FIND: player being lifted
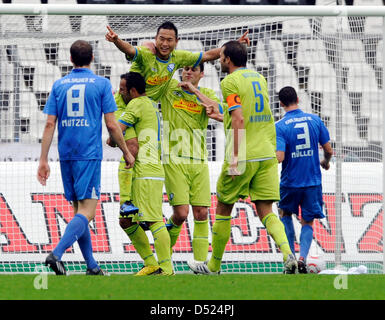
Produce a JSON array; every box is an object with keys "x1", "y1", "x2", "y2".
[
  {"x1": 112, "y1": 74, "x2": 141, "y2": 222},
  {"x1": 108, "y1": 72, "x2": 173, "y2": 276},
  {"x1": 160, "y1": 63, "x2": 223, "y2": 266},
  {"x1": 188, "y1": 41, "x2": 298, "y2": 275},
  {"x1": 38, "y1": 40, "x2": 134, "y2": 275},
  {"x1": 275, "y1": 86, "x2": 333, "y2": 273},
  {"x1": 105, "y1": 21, "x2": 250, "y2": 102}
]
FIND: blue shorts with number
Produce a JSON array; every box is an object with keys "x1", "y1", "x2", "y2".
[
  {"x1": 278, "y1": 185, "x2": 325, "y2": 222},
  {"x1": 60, "y1": 160, "x2": 101, "y2": 201}
]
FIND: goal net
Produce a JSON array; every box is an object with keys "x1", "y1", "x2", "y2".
[{"x1": 0, "y1": 4, "x2": 384, "y2": 274}]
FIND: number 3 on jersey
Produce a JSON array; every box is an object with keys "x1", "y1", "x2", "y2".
[
  {"x1": 67, "y1": 84, "x2": 85, "y2": 117},
  {"x1": 294, "y1": 122, "x2": 310, "y2": 150}
]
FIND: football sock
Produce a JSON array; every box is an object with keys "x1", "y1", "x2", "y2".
[
  {"x1": 300, "y1": 224, "x2": 314, "y2": 260},
  {"x1": 262, "y1": 212, "x2": 292, "y2": 262},
  {"x1": 77, "y1": 224, "x2": 98, "y2": 270},
  {"x1": 125, "y1": 224, "x2": 158, "y2": 267},
  {"x1": 192, "y1": 219, "x2": 209, "y2": 262},
  {"x1": 53, "y1": 213, "x2": 88, "y2": 260},
  {"x1": 150, "y1": 222, "x2": 173, "y2": 275},
  {"x1": 208, "y1": 214, "x2": 232, "y2": 272},
  {"x1": 166, "y1": 217, "x2": 182, "y2": 249},
  {"x1": 280, "y1": 215, "x2": 295, "y2": 255},
  {"x1": 118, "y1": 166, "x2": 133, "y2": 205}
]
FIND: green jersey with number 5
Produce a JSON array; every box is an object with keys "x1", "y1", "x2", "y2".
[{"x1": 220, "y1": 67, "x2": 276, "y2": 162}]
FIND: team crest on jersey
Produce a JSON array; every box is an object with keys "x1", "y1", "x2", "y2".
[
  {"x1": 169, "y1": 193, "x2": 174, "y2": 201},
  {"x1": 173, "y1": 91, "x2": 182, "y2": 97},
  {"x1": 167, "y1": 63, "x2": 175, "y2": 73},
  {"x1": 151, "y1": 67, "x2": 157, "y2": 72}
]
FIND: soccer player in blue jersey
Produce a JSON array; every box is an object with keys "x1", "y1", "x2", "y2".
[
  {"x1": 275, "y1": 86, "x2": 333, "y2": 274},
  {"x1": 37, "y1": 40, "x2": 135, "y2": 275}
]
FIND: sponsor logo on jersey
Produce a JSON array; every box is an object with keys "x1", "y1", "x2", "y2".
[
  {"x1": 173, "y1": 91, "x2": 182, "y2": 97},
  {"x1": 146, "y1": 75, "x2": 170, "y2": 85},
  {"x1": 172, "y1": 99, "x2": 202, "y2": 114}
]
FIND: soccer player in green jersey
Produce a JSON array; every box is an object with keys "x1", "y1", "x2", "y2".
[
  {"x1": 108, "y1": 72, "x2": 173, "y2": 276},
  {"x1": 160, "y1": 63, "x2": 223, "y2": 266},
  {"x1": 105, "y1": 21, "x2": 250, "y2": 102},
  {"x1": 114, "y1": 74, "x2": 140, "y2": 218},
  {"x1": 188, "y1": 41, "x2": 298, "y2": 275}
]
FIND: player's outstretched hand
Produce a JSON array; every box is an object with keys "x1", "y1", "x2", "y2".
[
  {"x1": 105, "y1": 25, "x2": 118, "y2": 43},
  {"x1": 37, "y1": 162, "x2": 50, "y2": 186},
  {"x1": 238, "y1": 31, "x2": 250, "y2": 47}
]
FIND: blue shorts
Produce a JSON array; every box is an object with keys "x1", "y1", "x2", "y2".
[
  {"x1": 60, "y1": 160, "x2": 101, "y2": 202},
  {"x1": 278, "y1": 185, "x2": 325, "y2": 222}
]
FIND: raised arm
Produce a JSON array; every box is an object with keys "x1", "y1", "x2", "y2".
[
  {"x1": 201, "y1": 31, "x2": 250, "y2": 63},
  {"x1": 105, "y1": 25, "x2": 137, "y2": 59}
]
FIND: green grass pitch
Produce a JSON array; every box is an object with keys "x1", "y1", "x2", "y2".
[{"x1": 1, "y1": 274, "x2": 385, "y2": 300}]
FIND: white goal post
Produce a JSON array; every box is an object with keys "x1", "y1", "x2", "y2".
[{"x1": 0, "y1": 3, "x2": 384, "y2": 274}]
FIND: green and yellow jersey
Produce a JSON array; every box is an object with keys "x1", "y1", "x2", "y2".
[
  {"x1": 220, "y1": 68, "x2": 276, "y2": 162},
  {"x1": 118, "y1": 95, "x2": 164, "y2": 178},
  {"x1": 160, "y1": 79, "x2": 221, "y2": 162},
  {"x1": 128, "y1": 46, "x2": 203, "y2": 102}
]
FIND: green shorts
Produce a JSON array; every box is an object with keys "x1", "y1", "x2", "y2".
[
  {"x1": 118, "y1": 160, "x2": 133, "y2": 205},
  {"x1": 216, "y1": 158, "x2": 280, "y2": 205},
  {"x1": 131, "y1": 178, "x2": 165, "y2": 223},
  {"x1": 163, "y1": 160, "x2": 211, "y2": 207}
]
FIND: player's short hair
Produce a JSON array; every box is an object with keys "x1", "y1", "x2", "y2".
[
  {"x1": 198, "y1": 62, "x2": 204, "y2": 73},
  {"x1": 157, "y1": 21, "x2": 178, "y2": 39},
  {"x1": 120, "y1": 72, "x2": 146, "y2": 94},
  {"x1": 222, "y1": 40, "x2": 247, "y2": 67},
  {"x1": 279, "y1": 86, "x2": 298, "y2": 107},
  {"x1": 70, "y1": 40, "x2": 93, "y2": 67}
]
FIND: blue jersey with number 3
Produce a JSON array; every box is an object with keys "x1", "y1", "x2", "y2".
[
  {"x1": 275, "y1": 109, "x2": 330, "y2": 188},
  {"x1": 43, "y1": 68, "x2": 117, "y2": 160}
]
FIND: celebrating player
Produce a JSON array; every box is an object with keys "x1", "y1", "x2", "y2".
[
  {"x1": 113, "y1": 74, "x2": 140, "y2": 218},
  {"x1": 108, "y1": 72, "x2": 173, "y2": 276},
  {"x1": 160, "y1": 63, "x2": 223, "y2": 266},
  {"x1": 275, "y1": 86, "x2": 333, "y2": 274},
  {"x1": 38, "y1": 40, "x2": 134, "y2": 276},
  {"x1": 188, "y1": 41, "x2": 297, "y2": 275},
  {"x1": 105, "y1": 20, "x2": 250, "y2": 102}
]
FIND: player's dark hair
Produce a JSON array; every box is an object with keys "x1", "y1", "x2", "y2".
[
  {"x1": 198, "y1": 62, "x2": 204, "y2": 73},
  {"x1": 121, "y1": 72, "x2": 146, "y2": 94},
  {"x1": 279, "y1": 86, "x2": 298, "y2": 107},
  {"x1": 222, "y1": 40, "x2": 247, "y2": 67},
  {"x1": 157, "y1": 21, "x2": 178, "y2": 39},
  {"x1": 70, "y1": 40, "x2": 93, "y2": 67}
]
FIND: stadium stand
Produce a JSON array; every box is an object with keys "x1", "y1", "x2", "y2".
[{"x1": 0, "y1": 0, "x2": 384, "y2": 154}]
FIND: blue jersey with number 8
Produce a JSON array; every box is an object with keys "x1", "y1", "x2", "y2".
[
  {"x1": 275, "y1": 109, "x2": 330, "y2": 188},
  {"x1": 43, "y1": 68, "x2": 117, "y2": 160}
]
